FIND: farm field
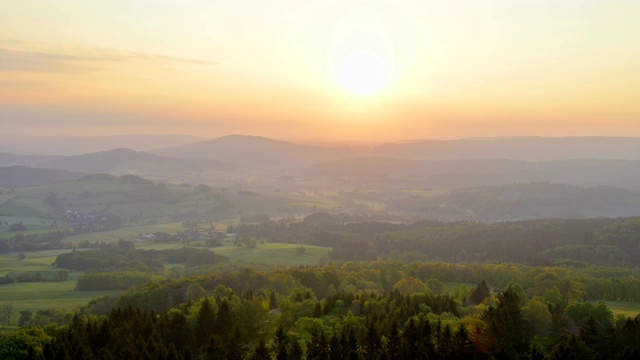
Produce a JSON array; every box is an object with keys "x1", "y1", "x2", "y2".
[
  {"x1": 0, "y1": 249, "x2": 73, "y2": 276},
  {"x1": 61, "y1": 222, "x2": 186, "y2": 245},
  {"x1": 138, "y1": 241, "x2": 331, "y2": 267},
  {"x1": 0, "y1": 281, "x2": 121, "y2": 330},
  {"x1": 211, "y1": 242, "x2": 330, "y2": 267},
  {"x1": 604, "y1": 301, "x2": 640, "y2": 318},
  {"x1": 0, "y1": 249, "x2": 122, "y2": 329},
  {"x1": 0, "y1": 240, "x2": 331, "y2": 330}
]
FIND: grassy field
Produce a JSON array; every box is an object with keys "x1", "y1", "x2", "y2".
[
  {"x1": 0, "y1": 281, "x2": 121, "y2": 328},
  {"x1": 604, "y1": 301, "x2": 640, "y2": 318},
  {"x1": 139, "y1": 241, "x2": 331, "y2": 267},
  {"x1": 213, "y1": 242, "x2": 330, "y2": 267},
  {"x1": 61, "y1": 222, "x2": 186, "y2": 245},
  {"x1": 0, "y1": 249, "x2": 72, "y2": 276},
  {"x1": 0, "y1": 249, "x2": 122, "y2": 328}
]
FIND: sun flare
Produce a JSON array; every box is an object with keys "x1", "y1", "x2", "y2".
[{"x1": 335, "y1": 49, "x2": 390, "y2": 96}]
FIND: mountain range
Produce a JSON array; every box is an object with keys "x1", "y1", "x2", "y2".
[{"x1": 2, "y1": 134, "x2": 640, "y2": 190}]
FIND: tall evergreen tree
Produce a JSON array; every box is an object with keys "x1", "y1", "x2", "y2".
[
  {"x1": 273, "y1": 325, "x2": 288, "y2": 360},
  {"x1": 385, "y1": 319, "x2": 402, "y2": 359},
  {"x1": 470, "y1": 280, "x2": 490, "y2": 305},
  {"x1": 215, "y1": 299, "x2": 233, "y2": 340},
  {"x1": 196, "y1": 298, "x2": 216, "y2": 346},
  {"x1": 289, "y1": 339, "x2": 303, "y2": 360},
  {"x1": 482, "y1": 286, "x2": 531, "y2": 360},
  {"x1": 225, "y1": 328, "x2": 248, "y2": 360},
  {"x1": 249, "y1": 338, "x2": 271, "y2": 360},
  {"x1": 451, "y1": 323, "x2": 475, "y2": 360}
]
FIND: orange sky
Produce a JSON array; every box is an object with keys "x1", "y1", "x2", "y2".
[{"x1": 1, "y1": 1, "x2": 640, "y2": 142}]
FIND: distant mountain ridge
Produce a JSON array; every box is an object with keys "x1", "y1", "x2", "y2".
[
  {"x1": 152, "y1": 135, "x2": 640, "y2": 165},
  {"x1": 37, "y1": 148, "x2": 236, "y2": 178},
  {"x1": 373, "y1": 136, "x2": 640, "y2": 162},
  {"x1": 306, "y1": 157, "x2": 640, "y2": 191},
  {"x1": 0, "y1": 166, "x2": 84, "y2": 188},
  {"x1": 5, "y1": 134, "x2": 640, "y2": 190},
  {"x1": 150, "y1": 134, "x2": 370, "y2": 167},
  {"x1": 0, "y1": 134, "x2": 205, "y2": 156}
]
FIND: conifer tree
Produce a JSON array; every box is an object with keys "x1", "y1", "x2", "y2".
[
  {"x1": 273, "y1": 325, "x2": 289, "y2": 360},
  {"x1": 249, "y1": 338, "x2": 270, "y2": 360},
  {"x1": 451, "y1": 323, "x2": 475, "y2": 360},
  {"x1": 215, "y1": 299, "x2": 233, "y2": 340},
  {"x1": 482, "y1": 286, "x2": 530, "y2": 359},
  {"x1": 196, "y1": 298, "x2": 216, "y2": 345},
  {"x1": 385, "y1": 318, "x2": 402, "y2": 359},
  {"x1": 471, "y1": 280, "x2": 490, "y2": 305},
  {"x1": 226, "y1": 328, "x2": 248, "y2": 360}
]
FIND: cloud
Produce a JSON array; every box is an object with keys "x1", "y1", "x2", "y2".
[
  {"x1": 0, "y1": 48, "x2": 94, "y2": 73},
  {"x1": 0, "y1": 47, "x2": 217, "y2": 73}
]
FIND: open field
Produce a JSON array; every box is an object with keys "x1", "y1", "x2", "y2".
[
  {"x1": 0, "y1": 281, "x2": 121, "y2": 328},
  {"x1": 139, "y1": 241, "x2": 331, "y2": 267},
  {"x1": 0, "y1": 249, "x2": 73, "y2": 276},
  {"x1": 0, "y1": 249, "x2": 122, "y2": 328},
  {"x1": 61, "y1": 222, "x2": 186, "y2": 245},
  {"x1": 604, "y1": 301, "x2": 640, "y2": 318},
  {"x1": 213, "y1": 242, "x2": 330, "y2": 267}
]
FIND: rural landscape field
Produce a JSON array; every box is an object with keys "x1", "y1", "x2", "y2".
[{"x1": 3, "y1": 1, "x2": 640, "y2": 359}]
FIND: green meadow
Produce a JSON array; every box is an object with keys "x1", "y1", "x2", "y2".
[
  {"x1": 206, "y1": 242, "x2": 330, "y2": 267},
  {"x1": 0, "y1": 249, "x2": 122, "y2": 328},
  {"x1": 61, "y1": 222, "x2": 186, "y2": 245},
  {"x1": 604, "y1": 301, "x2": 640, "y2": 318}
]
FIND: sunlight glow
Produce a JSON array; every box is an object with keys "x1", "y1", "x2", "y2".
[{"x1": 335, "y1": 49, "x2": 390, "y2": 96}]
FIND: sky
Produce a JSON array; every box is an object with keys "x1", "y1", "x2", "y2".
[{"x1": 1, "y1": 0, "x2": 640, "y2": 142}]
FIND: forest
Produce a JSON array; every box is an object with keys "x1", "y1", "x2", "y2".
[
  {"x1": 2, "y1": 164, "x2": 640, "y2": 359},
  {"x1": 2, "y1": 258, "x2": 640, "y2": 359}
]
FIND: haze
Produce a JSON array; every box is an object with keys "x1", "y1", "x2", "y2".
[{"x1": 2, "y1": 1, "x2": 640, "y2": 142}]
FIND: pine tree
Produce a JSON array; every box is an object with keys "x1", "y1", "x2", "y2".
[
  {"x1": 226, "y1": 328, "x2": 248, "y2": 360},
  {"x1": 204, "y1": 336, "x2": 224, "y2": 360},
  {"x1": 451, "y1": 323, "x2": 475, "y2": 360},
  {"x1": 328, "y1": 333, "x2": 341, "y2": 360},
  {"x1": 196, "y1": 298, "x2": 216, "y2": 345},
  {"x1": 273, "y1": 325, "x2": 289, "y2": 360},
  {"x1": 481, "y1": 286, "x2": 530, "y2": 359},
  {"x1": 289, "y1": 339, "x2": 303, "y2": 360},
  {"x1": 385, "y1": 318, "x2": 402, "y2": 359},
  {"x1": 269, "y1": 291, "x2": 278, "y2": 310},
  {"x1": 470, "y1": 280, "x2": 490, "y2": 305},
  {"x1": 214, "y1": 299, "x2": 233, "y2": 340},
  {"x1": 364, "y1": 321, "x2": 381, "y2": 359},
  {"x1": 249, "y1": 338, "x2": 271, "y2": 360}
]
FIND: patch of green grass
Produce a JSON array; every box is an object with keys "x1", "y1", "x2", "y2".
[
  {"x1": 212, "y1": 243, "x2": 330, "y2": 267},
  {"x1": 604, "y1": 301, "x2": 640, "y2": 318},
  {"x1": 138, "y1": 241, "x2": 331, "y2": 267},
  {"x1": 62, "y1": 222, "x2": 185, "y2": 245},
  {"x1": 136, "y1": 243, "x2": 185, "y2": 251},
  {"x1": 0, "y1": 249, "x2": 73, "y2": 275},
  {"x1": 0, "y1": 281, "x2": 122, "y2": 325}
]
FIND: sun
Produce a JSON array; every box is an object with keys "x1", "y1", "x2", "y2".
[{"x1": 335, "y1": 49, "x2": 390, "y2": 96}]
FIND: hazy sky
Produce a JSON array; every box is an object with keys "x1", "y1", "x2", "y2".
[{"x1": 2, "y1": 0, "x2": 639, "y2": 142}]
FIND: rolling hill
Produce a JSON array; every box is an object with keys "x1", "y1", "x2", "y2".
[
  {"x1": 305, "y1": 157, "x2": 640, "y2": 191},
  {"x1": 37, "y1": 148, "x2": 237, "y2": 178},
  {"x1": 0, "y1": 166, "x2": 85, "y2": 188}
]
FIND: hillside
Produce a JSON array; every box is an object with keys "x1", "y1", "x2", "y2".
[
  {"x1": 306, "y1": 157, "x2": 640, "y2": 191},
  {"x1": 0, "y1": 152, "x2": 60, "y2": 167},
  {"x1": 37, "y1": 148, "x2": 237, "y2": 178},
  {"x1": 372, "y1": 136, "x2": 640, "y2": 161},
  {"x1": 153, "y1": 135, "x2": 640, "y2": 167},
  {"x1": 151, "y1": 134, "x2": 368, "y2": 167},
  {"x1": 0, "y1": 166, "x2": 85, "y2": 188},
  {"x1": 0, "y1": 134, "x2": 204, "y2": 156},
  {"x1": 386, "y1": 182, "x2": 640, "y2": 221}
]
